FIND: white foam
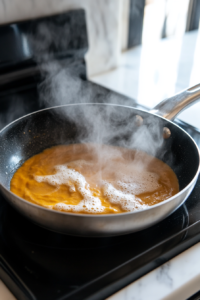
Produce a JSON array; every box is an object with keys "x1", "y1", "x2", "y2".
[
  {"x1": 102, "y1": 182, "x2": 148, "y2": 212},
  {"x1": 54, "y1": 195, "x2": 104, "y2": 213},
  {"x1": 34, "y1": 161, "x2": 156, "y2": 213},
  {"x1": 116, "y1": 171, "x2": 160, "y2": 195},
  {"x1": 35, "y1": 165, "x2": 105, "y2": 213}
]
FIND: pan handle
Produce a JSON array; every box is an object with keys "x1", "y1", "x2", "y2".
[{"x1": 150, "y1": 83, "x2": 200, "y2": 120}]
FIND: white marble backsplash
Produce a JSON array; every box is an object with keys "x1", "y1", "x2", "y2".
[
  {"x1": 0, "y1": 0, "x2": 124, "y2": 78},
  {"x1": 91, "y1": 29, "x2": 200, "y2": 128}
]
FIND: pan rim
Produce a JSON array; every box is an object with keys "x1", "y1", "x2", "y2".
[{"x1": 0, "y1": 102, "x2": 200, "y2": 218}]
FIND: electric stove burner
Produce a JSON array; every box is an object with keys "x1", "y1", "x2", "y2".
[
  {"x1": 0, "y1": 74, "x2": 200, "y2": 300},
  {"x1": 0, "y1": 179, "x2": 196, "y2": 300},
  {"x1": 2, "y1": 202, "x2": 189, "y2": 252},
  {"x1": 0, "y1": 11, "x2": 200, "y2": 300}
]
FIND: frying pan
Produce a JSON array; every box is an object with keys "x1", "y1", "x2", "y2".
[{"x1": 0, "y1": 84, "x2": 200, "y2": 237}]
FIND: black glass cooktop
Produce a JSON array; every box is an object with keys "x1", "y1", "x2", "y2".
[
  {"x1": 1, "y1": 9, "x2": 200, "y2": 300},
  {"x1": 0, "y1": 75, "x2": 200, "y2": 300}
]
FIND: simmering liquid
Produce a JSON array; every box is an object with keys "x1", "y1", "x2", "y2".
[{"x1": 10, "y1": 144, "x2": 179, "y2": 214}]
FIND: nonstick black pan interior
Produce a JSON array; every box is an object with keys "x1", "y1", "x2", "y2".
[{"x1": 0, "y1": 104, "x2": 199, "y2": 193}]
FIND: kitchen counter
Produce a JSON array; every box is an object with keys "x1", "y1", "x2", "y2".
[
  {"x1": 1, "y1": 30, "x2": 200, "y2": 300},
  {"x1": 91, "y1": 29, "x2": 200, "y2": 128},
  {"x1": 108, "y1": 243, "x2": 200, "y2": 300},
  {"x1": 91, "y1": 29, "x2": 200, "y2": 299}
]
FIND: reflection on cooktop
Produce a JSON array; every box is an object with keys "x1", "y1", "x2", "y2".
[
  {"x1": 2, "y1": 202, "x2": 189, "y2": 250},
  {"x1": 0, "y1": 197, "x2": 188, "y2": 280},
  {"x1": 0, "y1": 97, "x2": 199, "y2": 300}
]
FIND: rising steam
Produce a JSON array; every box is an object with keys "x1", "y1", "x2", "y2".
[{"x1": 29, "y1": 20, "x2": 166, "y2": 165}]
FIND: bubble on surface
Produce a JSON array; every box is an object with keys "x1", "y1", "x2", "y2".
[
  {"x1": 117, "y1": 171, "x2": 160, "y2": 195},
  {"x1": 102, "y1": 182, "x2": 148, "y2": 212},
  {"x1": 34, "y1": 158, "x2": 161, "y2": 213},
  {"x1": 35, "y1": 164, "x2": 105, "y2": 213}
]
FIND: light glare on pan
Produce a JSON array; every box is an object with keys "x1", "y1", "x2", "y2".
[{"x1": 10, "y1": 155, "x2": 20, "y2": 165}]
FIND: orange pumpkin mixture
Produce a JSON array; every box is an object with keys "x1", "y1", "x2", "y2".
[{"x1": 10, "y1": 144, "x2": 179, "y2": 214}]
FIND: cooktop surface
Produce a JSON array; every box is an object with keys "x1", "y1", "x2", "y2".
[
  {"x1": 1, "y1": 9, "x2": 200, "y2": 300},
  {"x1": 0, "y1": 73, "x2": 200, "y2": 300}
]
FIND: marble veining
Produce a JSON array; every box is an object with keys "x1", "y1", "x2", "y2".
[
  {"x1": 3, "y1": 240, "x2": 199, "y2": 300},
  {"x1": 91, "y1": 30, "x2": 200, "y2": 128},
  {"x1": 0, "y1": 0, "x2": 122, "y2": 77},
  {"x1": 107, "y1": 242, "x2": 200, "y2": 300},
  {"x1": 156, "y1": 263, "x2": 173, "y2": 288},
  {"x1": 0, "y1": 3, "x2": 200, "y2": 299}
]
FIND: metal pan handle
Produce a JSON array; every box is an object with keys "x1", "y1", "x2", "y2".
[{"x1": 150, "y1": 83, "x2": 200, "y2": 120}]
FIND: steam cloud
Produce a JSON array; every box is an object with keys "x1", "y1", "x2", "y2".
[
  {"x1": 31, "y1": 21, "x2": 166, "y2": 167},
  {"x1": 1, "y1": 18, "x2": 167, "y2": 177}
]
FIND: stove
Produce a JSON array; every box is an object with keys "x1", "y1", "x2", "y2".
[{"x1": 0, "y1": 9, "x2": 200, "y2": 300}]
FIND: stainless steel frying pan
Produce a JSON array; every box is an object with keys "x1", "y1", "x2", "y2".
[{"x1": 0, "y1": 84, "x2": 200, "y2": 237}]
